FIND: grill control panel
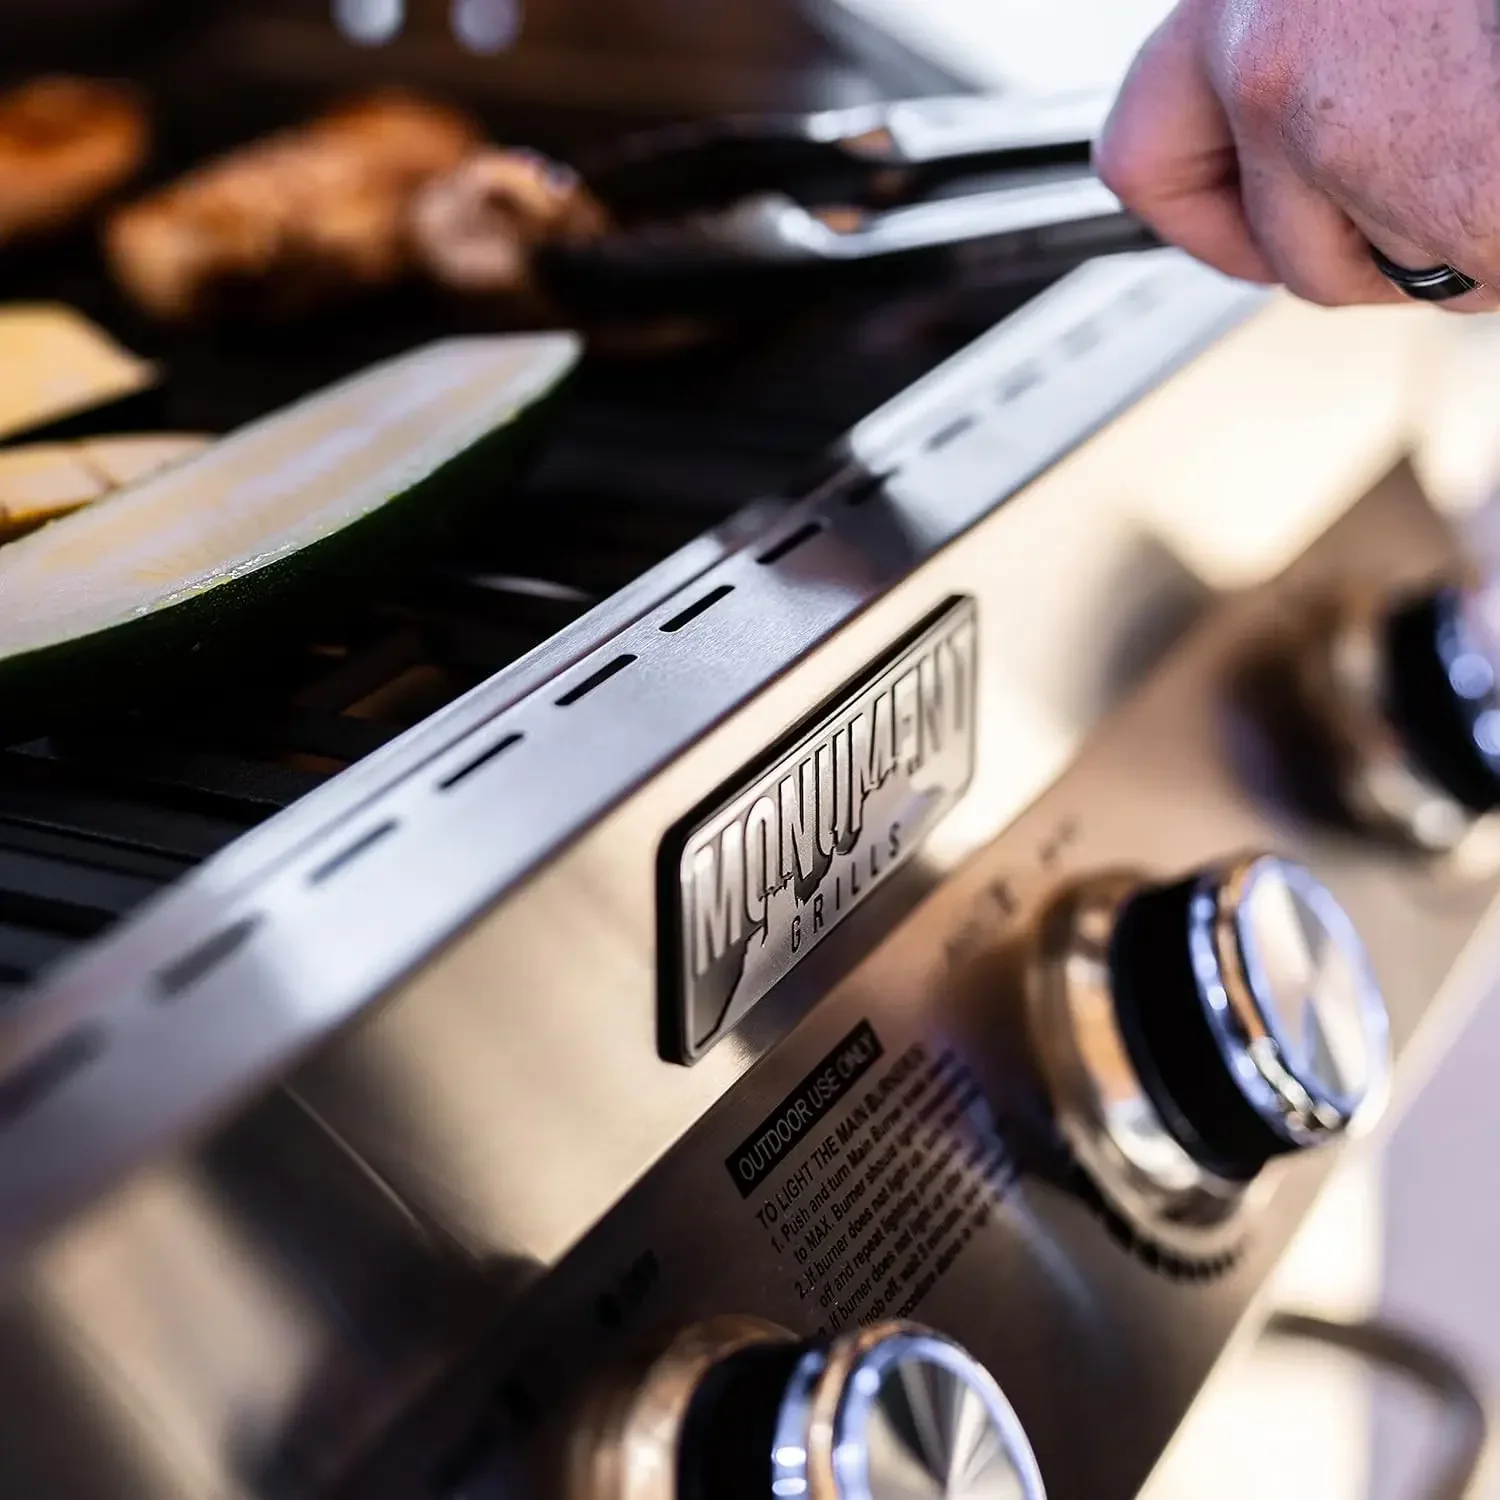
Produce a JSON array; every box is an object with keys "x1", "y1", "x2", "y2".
[{"x1": 322, "y1": 464, "x2": 1500, "y2": 1500}]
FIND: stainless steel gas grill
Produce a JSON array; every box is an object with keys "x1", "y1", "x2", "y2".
[
  {"x1": 4, "y1": 240, "x2": 1499, "y2": 1499},
  {"x1": 5, "y1": 13, "x2": 1500, "y2": 1497}
]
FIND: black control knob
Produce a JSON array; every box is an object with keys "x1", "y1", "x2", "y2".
[
  {"x1": 1383, "y1": 582, "x2": 1500, "y2": 813},
  {"x1": 677, "y1": 1322, "x2": 1045, "y2": 1500},
  {"x1": 1312, "y1": 576, "x2": 1500, "y2": 848},
  {"x1": 1108, "y1": 854, "x2": 1389, "y2": 1181}
]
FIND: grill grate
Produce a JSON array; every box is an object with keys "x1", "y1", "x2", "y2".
[
  {"x1": 0, "y1": 114, "x2": 1053, "y2": 998},
  {"x1": 0, "y1": 484, "x2": 711, "y2": 997}
]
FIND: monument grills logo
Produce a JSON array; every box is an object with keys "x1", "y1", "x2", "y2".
[{"x1": 669, "y1": 600, "x2": 978, "y2": 1063}]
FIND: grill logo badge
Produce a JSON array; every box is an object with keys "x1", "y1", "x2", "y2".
[{"x1": 669, "y1": 599, "x2": 978, "y2": 1063}]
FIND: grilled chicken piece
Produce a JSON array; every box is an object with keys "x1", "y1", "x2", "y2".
[
  {"x1": 411, "y1": 148, "x2": 611, "y2": 306},
  {"x1": 106, "y1": 93, "x2": 482, "y2": 323},
  {"x1": 0, "y1": 434, "x2": 211, "y2": 543},
  {"x1": 0, "y1": 77, "x2": 148, "y2": 245},
  {"x1": 412, "y1": 152, "x2": 718, "y2": 351}
]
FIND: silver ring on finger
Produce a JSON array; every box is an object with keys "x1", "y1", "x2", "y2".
[{"x1": 1369, "y1": 244, "x2": 1481, "y2": 302}]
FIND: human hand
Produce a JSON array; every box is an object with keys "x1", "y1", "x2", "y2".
[{"x1": 1094, "y1": 0, "x2": 1500, "y2": 308}]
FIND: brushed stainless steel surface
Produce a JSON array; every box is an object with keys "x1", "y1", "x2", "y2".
[
  {"x1": 0, "y1": 268, "x2": 1493, "y2": 1500},
  {"x1": 0, "y1": 251, "x2": 1267, "y2": 1268},
  {"x1": 1, "y1": 1092, "x2": 492, "y2": 1500}
]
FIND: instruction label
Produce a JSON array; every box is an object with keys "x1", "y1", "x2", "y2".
[{"x1": 740, "y1": 1021, "x2": 1017, "y2": 1334}]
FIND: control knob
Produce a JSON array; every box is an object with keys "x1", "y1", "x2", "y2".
[
  {"x1": 585, "y1": 1319, "x2": 1045, "y2": 1500},
  {"x1": 1314, "y1": 576, "x2": 1500, "y2": 847},
  {"x1": 1031, "y1": 853, "x2": 1390, "y2": 1252}
]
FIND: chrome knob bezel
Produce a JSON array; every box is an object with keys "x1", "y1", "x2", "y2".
[
  {"x1": 772, "y1": 1323, "x2": 1047, "y2": 1500},
  {"x1": 1029, "y1": 859, "x2": 1390, "y2": 1259},
  {"x1": 1187, "y1": 854, "x2": 1389, "y2": 1152},
  {"x1": 1030, "y1": 872, "x2": 1253, "y2": 1259}
]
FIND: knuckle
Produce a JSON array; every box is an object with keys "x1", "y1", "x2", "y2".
[
  {"x1": 1221, "y1": 23, "x2": 1302, "y2": 136},
  {"x1": 1222, "y1": 21, "x2": 1355, "y2": 193}
]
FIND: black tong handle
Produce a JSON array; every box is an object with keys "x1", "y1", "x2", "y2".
[{"x1": 583, "y1": 90, "x2": 1116, "y2": 212}]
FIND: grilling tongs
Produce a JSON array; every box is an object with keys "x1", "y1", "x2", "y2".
[{"x1": 548, "y1": 90, "x2": 1159, "y2": 308}]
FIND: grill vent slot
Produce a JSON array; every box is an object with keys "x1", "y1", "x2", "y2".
[
  {"x1": 156, "y1": 916, "x2": 262, "y2": 999},
  {"x1": 0, "y1": 1026, "x2": 104, "y2": 1125},
  {"x1": 758, "y1": 522, "x2": 824, "y2": 567},
  {"x1": 556, "y1": 655, "x2": 636, "y2": 707},
  {"x1": 1064, "y1": 320, "x2": 1102, "y2": 358},
  {"x1": 996, "y1": 364, "x2": 1043, "y2": 404},
  {"x1": 439, "y1": 732, "x2": 525, "y2": 791},
  {"x1": 660, "y1": 586, "x2": 734, "y2": 634},
  {"x1": 926, "y1": 413, "x2": 979, "y2": 453},
  {"x1": 310, "y1": 821, "x2": 400, "y2": 885}
]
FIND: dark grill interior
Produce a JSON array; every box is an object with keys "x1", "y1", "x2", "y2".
[{"x1": 0, "y1": 34, "x2": 1055, "y2": 999}]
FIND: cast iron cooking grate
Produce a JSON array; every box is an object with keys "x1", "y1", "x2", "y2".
[{"x1": 0, "y1": 138, "x2": 1053, "y2": 1001}]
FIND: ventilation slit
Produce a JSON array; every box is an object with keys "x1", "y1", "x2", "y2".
[
  {"x1": 661, "y1": 585, "x2": 735, "y2": 634},
  {"x1": 1063, "y1": 320, "x2": 1101, "y2": 357},
  {"x1": 926, "y1": 413, "x2": 979, "y2": 453},
  {"x1": 996, "y1": 363, "x2": 1043, "y2": 404},
  {"x1": 556, "y1": 655, "x2": 636, "y2": 707},
  {"x1": 156, "y1": 915, "x2": 262, "y2": 999},
  {"x1": 0, "y1": 1025, "x2": 105, "y2": 1125},
  {"x1": 439, "y1": 733, "x2": 525, "y2": 791},
  {"x1": 757, "y1": 523, "x2": 824, "y2": 566},
  {"x1": 310, "y1": 821, "x2": 399, "y2": 885}
]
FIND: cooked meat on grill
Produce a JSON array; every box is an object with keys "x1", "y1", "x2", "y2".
[
  {"x1": 105, "y1": 92, "x2": 483, "y2": 323},
  {"x1": 0, "y1": 77, "x2": 149, "y2": 246},
  {"x1": 411, "y1": 148, "x2": 611, "y2": 306}
]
